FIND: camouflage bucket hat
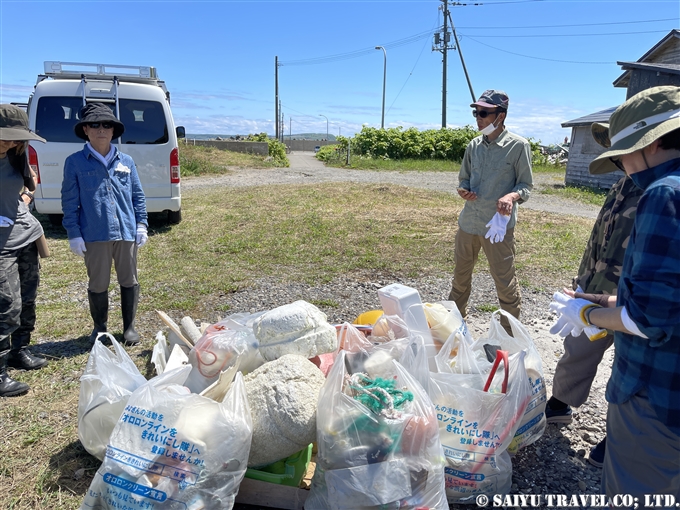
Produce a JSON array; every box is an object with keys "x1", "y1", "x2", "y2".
[
  {"x1": 589, "y1": 86, "x2": 680, "y2": 175},
  {"x1": 471, "y1": 89, "x2": 509, "y2": 110}
]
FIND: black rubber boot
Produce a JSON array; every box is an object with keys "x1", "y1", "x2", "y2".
[
  {"x1": 121, "y1": 285, "x2": 140, "y2": 345},
  {"x1": 0, "y1": 352, "x2": 30, "y2": 397},
  {"x1": 88, "y1": 290, "x2": 109, "y2": 343},
  {"x1": 8, "y1": 332, "x2": 48, "y2": 370}
]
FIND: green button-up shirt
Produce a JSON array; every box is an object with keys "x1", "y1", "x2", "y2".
[{"x1": 457, "y1": 129, "x2": 533, "y2": 236}]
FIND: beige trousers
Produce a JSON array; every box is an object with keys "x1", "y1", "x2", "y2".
[
  {"x1": 448, "y1": 227, "x2": 521, "y2": 321},
  {"x1": 84, "y1": 241, "x2": 138, "y2": 293}
]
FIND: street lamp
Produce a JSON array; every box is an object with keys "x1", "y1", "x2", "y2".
[
  {"x1": 375, "y1": 46, "x2": 387, "y2": 129},
  {"x1": 319, "y1": 114, "x2": 329, "y2": 140}
]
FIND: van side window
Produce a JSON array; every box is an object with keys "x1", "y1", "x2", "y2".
[
  {"x1": 119, "y1": 100, "x2": 168, "y2": 145},
  {"x1": 35, "y1": 97, "x2": 83, "y2": 143}
]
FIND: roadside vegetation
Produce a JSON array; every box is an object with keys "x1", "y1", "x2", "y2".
[
  {"x1": 179, "y1": 135, "x2": 288, "y2": 176},
  {"x1": 316, "y1": 126, "x2": 603, "y2": 207}
]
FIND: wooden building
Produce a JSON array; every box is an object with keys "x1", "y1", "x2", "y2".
[{"x1": 562, "y1": 29, "x2": 680, "y2": 188}]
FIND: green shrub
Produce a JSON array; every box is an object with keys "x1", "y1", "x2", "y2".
[
  {"x1": 350, "y1": 125, "x2": 477, "y2": 161},
  {"x1": 247, "y1": 132, "x2": 290, "y2": 167}
]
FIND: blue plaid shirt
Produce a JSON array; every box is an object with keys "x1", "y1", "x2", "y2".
[{"x1": 606, "y1": 157, "x2": 680, "y2": 435}]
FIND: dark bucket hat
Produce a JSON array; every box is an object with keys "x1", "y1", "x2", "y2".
[
  {"x1": 589, "y1": 86, "x2": 680, "y2": 175},
  {"x1": 0, "y1": 104, "x2": 46, "y2": 143},
  {"x1": 74, "y1": 102, "x2": 125, "y2": 140},
  {"x1": 471, "y1": 89, "x2": 509, "y2": 110}
]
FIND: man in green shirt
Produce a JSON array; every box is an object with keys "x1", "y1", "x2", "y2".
[{"x1": 448, "y1": 90, "x2": 533, "y2": 332}]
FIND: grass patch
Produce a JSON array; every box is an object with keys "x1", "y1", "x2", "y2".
[
  {"x1": 309, "y1": 298, "x2": 340, "y2": 308},
  {"x1": 1, "y1": 182, "x2": 594, "y2": 509},
  {"x1": 345, "y1": 157, "x2": 461, "y2": 172},
  {"x1": 476, "y1": 303, "x2": 500, "y2": 313},
  {"x1": 178, "y1": 142, "x2": 284, "y2": 176},
  {"x1": 540, "y1": 184, "x2": 608, "y2": 207}
]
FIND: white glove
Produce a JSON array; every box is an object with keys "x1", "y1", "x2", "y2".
[
  {"x1": 69, "y1": 237, "x2": 87, "y2": 257},
  {"x1": 0, "y1": 216, "x2": 15, "y2": 227},
  {"x1": 136, "y1": 223, "x2": 148, "y2": 248},
  {"x1": 485, "y1": 212, "x2": 510, "y2": 244},
  {"x1": 549, "y1": 292, "x2": 607, "y2": 341}
]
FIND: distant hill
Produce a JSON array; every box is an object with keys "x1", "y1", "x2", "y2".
[
  {"x1": 287, "y1": 132, "x2": 337, "y2": 141},
  {"x1": 185, "y1": 132, "x2": 337, "y2": 141}
]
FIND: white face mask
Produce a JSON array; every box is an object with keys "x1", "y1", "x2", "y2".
[{"x1": 480, "y1": 116, "x2": 501, "y2": 136}]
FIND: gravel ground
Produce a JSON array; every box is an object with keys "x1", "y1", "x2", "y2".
[{"x1": 38, "y1": 153, "x2": 611, "y2": 508}]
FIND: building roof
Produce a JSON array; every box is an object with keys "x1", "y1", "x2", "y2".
[
  {"x1": 613, "y1": 29, "x2": 680, "y2": 88},
  {"x1": 616, "y1": 60, "x2": 680, "y2": 75},
  {"x1": 561, "y1": 106, "x2": 618, "y2": 128}
]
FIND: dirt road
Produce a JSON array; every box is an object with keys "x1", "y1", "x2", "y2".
[{"x1": 182, "y1": 151, "x2": 602, "y2": 219}]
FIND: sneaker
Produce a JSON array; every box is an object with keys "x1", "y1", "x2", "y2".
[
  {"x1": 588, "y1": 437, "x2": 606, "y2": 468},
  {"x1": 545, "y1": 404, "x2": 573, "y2": 424}
]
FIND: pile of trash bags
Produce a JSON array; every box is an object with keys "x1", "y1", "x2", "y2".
[{"x1": 76, "y1": 284, "x2": 546, "y2": 509}]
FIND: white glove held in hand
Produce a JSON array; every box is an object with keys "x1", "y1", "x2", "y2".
[
  {"x1": 69, "y1": 237, "x2": 87, "y2": 257},
  {"x1": 136, "y1": 223, "x2": 148, "y2": 248},
  {"x1": 549, "y1": 292, "x2": 607, "y2": 341},
  {"x1": 0, "y1": 216, "x2": 15, "y2": 227},
  {"x1": 485, "y1": 212, "x2": 510, "y2": 244}
]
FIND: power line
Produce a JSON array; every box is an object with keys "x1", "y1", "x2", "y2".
[
  {"x1": 386, "y1": 15, "x2": 441, "y2": 116},
  {"x1": 456, "y1": 17, "x2": 677, "y2": 29},
  {"x1": 280, "y1": 20, "x2": 675, "y2": 67},
  {"x1": 459, "y1": 29, "x2": 671, "y2": 37},
  {"x1": 464, "y1": 35, "x2": 614, "y2": 64},
  {"x1": 279, "y1": 29, "x2": 433, "y2": 66}
]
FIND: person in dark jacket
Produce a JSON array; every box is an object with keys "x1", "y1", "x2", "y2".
[
  {"x1": 61, "y1": 103, "x2": 148, "y2": 345},
  {"x1": 0, "y1": 104, "x2": 48, "y2": 397}
]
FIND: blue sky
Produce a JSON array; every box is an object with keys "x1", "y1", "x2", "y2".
[{"x1": 1, "y1": 0, "x2": 678, "y2": 144}]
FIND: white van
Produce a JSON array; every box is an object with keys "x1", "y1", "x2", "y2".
[{"x1": 27, "y1": 61, "x2": 185, "y2": 224}]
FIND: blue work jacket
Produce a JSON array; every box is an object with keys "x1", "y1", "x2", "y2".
[{"x1": 61, "y1": 145, "x2": 147, "y2": 242}]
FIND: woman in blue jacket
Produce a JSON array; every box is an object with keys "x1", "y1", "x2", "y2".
[{"x1": 61, "y1": 103, "x2": 148, "y2": 345}]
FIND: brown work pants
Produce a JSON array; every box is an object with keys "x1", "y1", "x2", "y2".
[{"x1": 448, "y1": 227, "x2": 521, "y2": 323}]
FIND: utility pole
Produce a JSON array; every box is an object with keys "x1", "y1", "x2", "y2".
[
  {"x1": 275, "y1": 56, "x2": 279, "y2": 139},
  {"x1": 289, "y1": 117, "x2": 292, "y2": 141},
  {"x1": 279, "y1": 101, "x2": 283, "y2": 143},
  {"x1": 441, "y1": 0, "x2": 449, "y2": 129},
  {"x1": 449, "y1": 12, "x2": 476, "y2": 103}
]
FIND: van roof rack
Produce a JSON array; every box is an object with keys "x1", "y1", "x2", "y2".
[
  {"x1": 43, "y1": 61, "x2": 157, "y2": 80},
  {"x1": 38, "y1": 61, "x2": 169, "y2": 99}
]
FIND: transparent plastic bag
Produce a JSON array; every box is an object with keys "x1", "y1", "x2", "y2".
[
  {"x1": 77, "y1": 334, "x2": 147, "y2": 460},
  {"x1": 80, "y1": 366, "x2": 253, "y2": 510},
  {"x1": 423, "y1": 301, "x2": 473, "y2": 348},
  {"x1": 184, "y1": 311, "x2": 264, "y2": 393},
  {"x1": 429, "y1": 350, "x2": 532, "y2": 504},
  {"x1": 480, "y1": 310, "x2": 547, "y2": 453},
  {"x1": 307, "y1": 348, "x2": 447, "y2": 510}
]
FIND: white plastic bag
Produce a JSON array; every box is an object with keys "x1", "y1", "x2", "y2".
[
  {"x1": 307, "y1": 345, "x2": 448, "y2": 510},
  {"x1": 429, "y1": 350, "x2": 532, "y2": 504},
  {"x1": 80, "y1": 366, "x2": 253, "y2": 510},
  {"x1": 78, "y1": 334, "x2": 147, "y2": 460},
  {"x1": 480, "y1": 310, "x2": 547, "y2": 453}
]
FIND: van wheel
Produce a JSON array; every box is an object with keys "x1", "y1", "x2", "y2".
[
  {"x1": 48, "y1": 214, "x2": 64, "y2": 227},
  {"x1": 168, "y1": 209, "x2": 182, "y2": 224}
]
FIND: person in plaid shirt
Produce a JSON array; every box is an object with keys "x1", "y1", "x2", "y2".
[{"x1": 550, "y1": 86, "x2": 680, "y2": 499}]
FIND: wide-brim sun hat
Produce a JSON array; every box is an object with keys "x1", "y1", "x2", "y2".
[
  {"x1": 74, "y1": 102, "x2": 125, "y2": 140},
  {"x1": 0, "y1": 104, "x2": 46, "y2": 143},
  {"x1": 589, "y1": 86, "x2": 680, "y2": 175}
]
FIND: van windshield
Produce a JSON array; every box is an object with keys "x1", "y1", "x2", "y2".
[{"x1": 35, "y1": 97, "x2": 169, "y2": 145}]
